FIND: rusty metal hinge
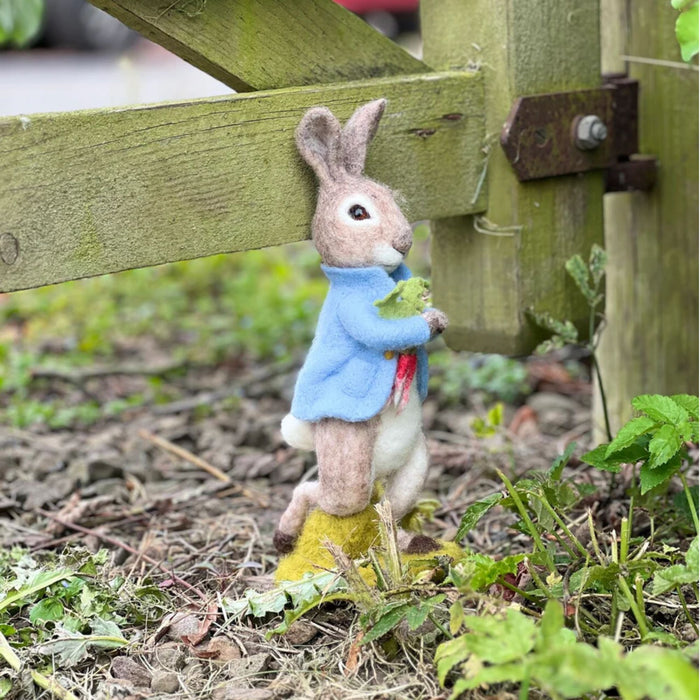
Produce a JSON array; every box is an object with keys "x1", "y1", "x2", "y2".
[{"x1": 500, "y1": 74, "x2": 656, "y2": 192}]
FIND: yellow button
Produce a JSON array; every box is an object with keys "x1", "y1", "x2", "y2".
[{"x1": 384, "y1": 351, "x2": 395, "y2": 360}]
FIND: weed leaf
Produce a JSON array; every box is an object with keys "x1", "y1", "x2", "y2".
[
  {"x1": 651, "y1": 536, "x2": 699, "y2": 595},
  {"x1": 449, "y1": 600, "x2": 464, "y2": 636},
  {"x1": 565, "y1": 255, "x2": 595, "y2": 304},
  {"x1": 450, "y1": 661, "x2": 527, "y2": 696},
  {"x1": 0, "y1": 569, "x2": 74, "y2": 615},
  {"x1": 531, "y1": 643, "x2": 616, "y2": 698},
  {"x1": 530, "y1": 312, "x2": 579, "y2": 346},
  {"x1": 462, "y1": 609, "x2": 536, "y2": 664},
  {"x1": 651, "y1": 564, "x2": 698, "y2": 595},
  {"x1": 670, "y1": 394, "x2": 700, "y2": 419},
  {"x1": 549, "y1": 442, "x2": 577, "y2": 480},
  {"x1": 639, "y1": 457, "x2": 682, "y2": 494},
  {"x1": 675, "y1": 1, "x2": 699, "y2": 62},
  {"x1": 455, "y1": 493, "x2": 503, "y2": 540},
  {"x1": 678, "y1": 420, "x2": 699, "y2": 442},
  {"x1": 28, "y1": 597, "x2": 64, "y2": 624},
  {"x1": 588, "y1": 244, "x2": 608, "y2": 287},
  {"x1": 537, "y1": 599, "x2": 565, "y2": 648},
  {"x1": 224, "y1": 572, "x2": 344, "y2": 620},
  {"x1": 362, "y1": 603, "x2": 411, "y2": 644},
  {"x1": 687, "y1": 536, "x2": 699, "y2": 571},
  {"x1": 647, "y1": 424, "x2": 682, "y2": 468},
  {"x1": 605, "y1": 417, "x2": 656, "y2": 457},
  {"x1": 632, "y1": 394, "x2": 689, "y2": 425},
  {"x1": 405, "y1": 594, "x2": 445, "y2": 631},
  {"x1": 619, "y1": 644, "x2": 699, "y2": 700},
  {"x1": 435, "y1": 635, "x2": 470, "y2": 685},
  {"x1": 467, "y1": 553, "x2": 526, "y2": 591},
  {"x1": 580, "y1": 444, "x2": 622, "y2": 472},
  {"x1": 37, "y1": 620, "x2": 127, "y2": 666}
]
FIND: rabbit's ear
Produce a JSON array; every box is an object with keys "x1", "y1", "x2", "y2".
[
  {"x1": 296, "y1": 107, "x2": 342, "y2": 182},
  {"x1": 340, "y1": 98, "x2": 386, "y2": 176}
]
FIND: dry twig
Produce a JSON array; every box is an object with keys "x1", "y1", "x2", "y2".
[{"x1": 138, "y1": 429, "x2": 231, "y2": 483}]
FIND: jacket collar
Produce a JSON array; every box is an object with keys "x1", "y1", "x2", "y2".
[{"x1": 321, "y1": 263, "x2": 408, "y2": 287}]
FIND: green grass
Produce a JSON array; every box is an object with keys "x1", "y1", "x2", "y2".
[
  {"x1": 0, "y1": 243, "x2": 327, "y2": 365},
  {"x1": 0, "y1": 242, "x2": 328, "y2": 428}
]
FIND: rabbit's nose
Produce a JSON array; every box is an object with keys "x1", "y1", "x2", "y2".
[{"x1": 392, "y1": 234, "x2": 412, "y2": 256}]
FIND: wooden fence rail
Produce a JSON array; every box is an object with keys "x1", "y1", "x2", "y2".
[{"x1": 0, "y1": 72, "x2": 484, "y2": 292}]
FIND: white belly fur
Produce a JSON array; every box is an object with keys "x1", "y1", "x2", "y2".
[{"x1": 372, "y1": 383, "x2": 422, "y2": 477}]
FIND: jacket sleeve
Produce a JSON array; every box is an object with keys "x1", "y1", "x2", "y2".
[{"x1": 337, "y1": 295, "x2": 431, "y2": 351}]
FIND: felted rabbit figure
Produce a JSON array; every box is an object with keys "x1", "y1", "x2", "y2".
[{"x1": 274, "y1": 98, "x2": 448, "y2": 555}]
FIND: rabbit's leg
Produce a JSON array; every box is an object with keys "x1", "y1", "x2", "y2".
[
  {"x1": 274, "y1": 481, "x2": 319, "y2": 553},
  {"x1": 316, "y1": 417, "x2": 378, "y2": 516},
  {"x1": 384, "y1": 434, "x2": 441, "y2": 555},
  {"x1": 273, "y1": 418, "x2": 378, "y2": 554},
  {"x1": 383, "y1": 433, "x2": 428, "y2": 520}
]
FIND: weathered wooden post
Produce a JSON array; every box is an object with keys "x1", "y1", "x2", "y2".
[
  {"x1": 421, "y1": 0, "x2": 604, "y2": 355},
  {"x1": 598, "y1": 0, "x2": 699, "y2": 433}
]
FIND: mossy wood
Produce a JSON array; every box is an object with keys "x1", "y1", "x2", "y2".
[
  {"x1": 0, "y1": 72, "x2": 485, "y2": 293},
  {"x1": 87, "y1": 0, "x2": 428, "y2": 92},
  {"x1": 596, "y1": 1, "x2": 699, "y2": 434},
  {"x1": 421, "y1": 0, "x2": 605, "y2": 354}
]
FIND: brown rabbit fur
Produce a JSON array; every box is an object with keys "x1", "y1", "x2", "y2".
[{"x1": 274, "y1": 99, "x2": 448, "y2": 555}]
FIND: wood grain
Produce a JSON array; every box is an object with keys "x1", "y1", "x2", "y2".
[
  {"x1": 0, "y1": 72, "x2": 485, "y2": 292},
  {"x1": 595, "y1": 1, "x2": 698, "y2": 435},
  {"x1": 422, "y1": 0, "x2": 605, "y2": 355},
  {"x1": 87, "y1": 0, "x2": 428, "y2": 91}
]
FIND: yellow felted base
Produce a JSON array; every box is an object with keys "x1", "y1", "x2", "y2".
[{"x1": 274, "y1": 501, "x2": 465, "y2": 583}]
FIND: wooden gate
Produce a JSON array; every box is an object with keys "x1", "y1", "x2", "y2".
[{"x1": 1, "y1": 0, "x2": 697, "y2": 420}]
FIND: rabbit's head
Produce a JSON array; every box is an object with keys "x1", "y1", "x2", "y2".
[{"x1": 296, "y1": 99, "x2": 412, "y2": 271}]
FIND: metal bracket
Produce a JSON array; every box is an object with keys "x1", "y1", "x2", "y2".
[{"x1": 500, "y1": 74, "x2": 656, "y2": 191}]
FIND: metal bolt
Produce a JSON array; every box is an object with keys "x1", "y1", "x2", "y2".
[{"x1": 574, "y1": 114, "x2": 608, "y2": 150}]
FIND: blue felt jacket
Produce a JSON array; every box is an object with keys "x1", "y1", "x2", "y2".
[{"x1": 290, "y1": 263, "x2": 431, "y2": 422}]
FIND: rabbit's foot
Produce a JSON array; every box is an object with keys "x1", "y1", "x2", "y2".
[
  {"x1": 273, "y1": 529, "x2": 297, "y2": 554},
  {"x1": 402, "y1": 534, "x2": 441, "y2": 555},
  {"x1": 396, "y1": 528, "x2": 441, "y2": 555}
]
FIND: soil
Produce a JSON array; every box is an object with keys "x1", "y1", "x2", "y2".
[{"x1": 0, "y1": 351, "x2": 658, "y2": 699}]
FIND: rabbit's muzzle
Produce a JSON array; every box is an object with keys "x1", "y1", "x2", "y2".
[{"x1": 392, "y1": 230, "x2": 413, "y2": 257}]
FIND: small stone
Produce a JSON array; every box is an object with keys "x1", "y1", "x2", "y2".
[
  {"x1": 527, "y1": 392, "x2": 579, "y2": 414},
  {"x1": 150, "y1": 670, "x2": 180, "y2": 694},
  {"x1": 167, "y1": 612, "x2": 201, "y2": 642},
  {"x1": 227, "y1": 653, "x2": 270, "y2": 679},
  {"x1": 680, "y1": 623, "x2": 699, "y2": 642},
  {"x1": 152, "y1": 641, "x2": 187, "y2": 671},
  {"x1": 68, "y1": 456, "x2": 123, "y2": 485},
  {"x1": 212, "y1": 684, "x2": 274, "y2": 700},
  {"x1": 284, "y1": 620, "x2": 318, "y2": 645},
  {"x1": 196, "y1": 636, "x2": 241, "y2": 661},
  {"x1": 94, "y1": 679, "x2": 140, "y2": 700},
  {"x1": 110, "y1": 656, "x2": 151, "y2": 687}
]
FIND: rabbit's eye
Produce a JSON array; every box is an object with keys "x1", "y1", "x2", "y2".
[{"x1": 349, "y1": 204, "x2": 370, "y2": 221}]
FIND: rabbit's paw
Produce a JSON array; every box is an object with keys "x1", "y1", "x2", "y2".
[
  {"x1": 273, "y1": 529, "x2": 297, "y2": 554},
  {"x1": 422, "y1": 309, "x2": 448, "y2": 337}
]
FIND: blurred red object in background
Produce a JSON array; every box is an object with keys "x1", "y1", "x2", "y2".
[{"x1": 336, "y1": 0, "x2": 419, "y2": 11}]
